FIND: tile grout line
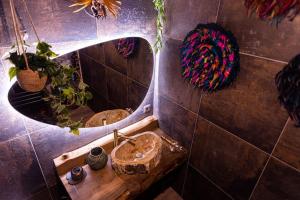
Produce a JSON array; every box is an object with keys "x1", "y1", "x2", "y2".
[
  {"x1": 22, "y1": 118, "x2": 54, "y2": 200},
  {"x1": 248, "y1": 118, "x2": 290, "y2": 200},
  {"x1": 0, "y1": 131, "x2": 27, "y2": 145},
  {"x1": 240, "y1": 51, "x2": 288, "y2": 64},
  {"x1": 164, "y1": 92, "x2": 270, "y2": 156},
  {"x1": 162, "y1": 93, "x2": 300, "y2": 174},
  {"x1": 200, "y1": 116, "x2": 270, "y2": 156},
  {"x1": 164, "y1": 36, "x2": 288, "y2": 65},
  {"x1": 80, "y1": 52, "x2": 150, "y2": 89},
  {"x1": 271, "y1": 155, "x2": 300, "y2": 174},
  {"x1": 215, "y1": 0, "x2": 222, "y2": 23},
  {"x1": 160, "y1": 94, "x2": 199, "y2": 116},
  {"x1": 180, "y1": 94, "x2": 203, "y2": 196},
  {"x1": 189, "y1": 164, "x2": 234, "y2": 200}
]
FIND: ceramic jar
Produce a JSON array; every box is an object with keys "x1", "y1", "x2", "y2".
[{"x1": 86, "y1": 147, "x2": 108, "y2": 170}]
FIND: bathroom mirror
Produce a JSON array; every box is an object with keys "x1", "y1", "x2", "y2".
[{"x1": 8, "y1": 37, "x2": 153, "y2": 128}]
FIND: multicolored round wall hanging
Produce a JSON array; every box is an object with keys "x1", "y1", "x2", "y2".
[
  {"x1": 115, "y1": 37, "x2": 138, "y2": 58},
  {"x1": 180, "y1": 23, "x2": 240, "y2": 92},
  {"x1": 275, "y1": 54, "x2": 300, "y2": 126},
  {"x1": 244, "y1": 0, "x2": 300, "y2": 23}
]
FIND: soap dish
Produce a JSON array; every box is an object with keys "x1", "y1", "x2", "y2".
[{"x1": 66, "y1": 166, "x2": 87, "y2": 185}]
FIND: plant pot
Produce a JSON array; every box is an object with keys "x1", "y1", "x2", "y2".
[
  {"x1": 17, "y1": 69, "x2": 47, "y2": 92},
  {"x1": 86, "y1": 147, "x2": 108, "y2": 170}
]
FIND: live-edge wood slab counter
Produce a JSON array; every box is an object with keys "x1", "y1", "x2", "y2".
[{"x1": 54, "y1": 116, "x2": 187, "y2": 200}]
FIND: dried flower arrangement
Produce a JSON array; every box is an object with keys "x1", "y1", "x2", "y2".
[
  {"x1": 244, "y1": 0, "x2": 300, "y2": 23},
  {"x1": 180, "y1": 23, "x2": 240, "y2": 92},
  {"x1": 69, "y1": 0, "x2": 121, "y2": 18},
  {"x1": 275, "y1": 55, "x2": 300, "y2": 126}
]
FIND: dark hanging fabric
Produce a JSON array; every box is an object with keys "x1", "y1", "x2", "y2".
[
  {"x1": 275, "y1": 55, "x2": 300, "y2": 126},
  {"x1": 244, "y1": 0, "x2": 300, "y2": 23}
]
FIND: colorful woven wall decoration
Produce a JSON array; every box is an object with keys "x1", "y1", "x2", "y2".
[
  {"x1": 275, "y1": 55, "x2": 300, "y2": 126},
  {"x1": 180, "y1": 23, "x2": 240, "y2": 92},
  {"x1": 115, "y1": 37, "x2": 138, "y2": 58},
  {"x1": 244, "y1": 0, "x2": 300, "y2": 23}
]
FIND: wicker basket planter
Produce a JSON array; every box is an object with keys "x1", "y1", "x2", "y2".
[{"x1": 17, "y1": 69, "x2": 47, "y2": 92}]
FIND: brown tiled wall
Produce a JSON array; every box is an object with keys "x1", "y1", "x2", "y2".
[
  {"x1": 78, "y1": 38, "x2": 153, "y2": 112},
  {"x1": 0, "y1": 0, "x2": 156, "y2": 199},
  {"x1": 158, "y1": 0, "x2": 300, "y2": 199}
]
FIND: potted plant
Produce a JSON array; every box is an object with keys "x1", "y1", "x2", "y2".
[
  {"x1": 4, "y1": 0, "x2": 92, "y2": 134},
  {"x1": 6, "y1": 42, "x2": 57, "y2": 92}
]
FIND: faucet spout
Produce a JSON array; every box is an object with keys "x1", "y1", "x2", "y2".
[{"x1": 113, "y1": 129, "x2": 136, "y2": 147}]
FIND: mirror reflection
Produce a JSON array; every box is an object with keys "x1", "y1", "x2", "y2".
[{"x1": 8, "y1": 37, "x2": 153, "y2": 128}]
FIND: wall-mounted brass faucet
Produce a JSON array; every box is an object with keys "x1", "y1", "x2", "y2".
[{"x1": 113, "y1": 129, "x2": 136, "y2": 147}]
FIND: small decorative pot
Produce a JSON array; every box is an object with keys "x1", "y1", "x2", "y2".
[{"x1": 86, "y1": 147, "x2": 108, "y2": 170}]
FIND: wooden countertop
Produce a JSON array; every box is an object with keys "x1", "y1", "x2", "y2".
[{"x1": 54, "y1": 116, "x2": 187, "y2": 200}]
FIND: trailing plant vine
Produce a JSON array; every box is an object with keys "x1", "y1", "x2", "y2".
[
  {"x1": 6, "y1": 42, "x2": 93, "y2": 135},
  {"x1": 153, "y1": 0, "x2": 166, "y2": 53}
]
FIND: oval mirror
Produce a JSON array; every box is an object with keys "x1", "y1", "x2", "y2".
[{"x1": 8, "y1": 37, "x2": 153, "y2": 129}]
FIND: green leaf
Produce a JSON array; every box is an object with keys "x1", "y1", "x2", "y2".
[
  {"x1": 70, "y1": 128, "x2": 80, "y2": 135},
  {"x1": 36, "y1": 42, "x2": 58, "y2": 58},
  {"x1": 62, "y1": 87, "x2": 75, "y2": 98},
  {"x1": 8, "y1": 67, "x2": 17, "y2": 80}
]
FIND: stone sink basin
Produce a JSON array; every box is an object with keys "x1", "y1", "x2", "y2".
[
  {"x1": 111, "y1": 131, "x2": 163, "y2": 175},
  {"x1": 85, "y1": 109, "x2": 130, "y2": 127}
]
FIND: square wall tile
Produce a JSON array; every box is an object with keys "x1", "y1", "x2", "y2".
[
  {"x1": 2, "y1": 0, "x2": 97, "y2": 44},
  {"x1": 251, "y1": 158, "x2": 300, "y2": 200},
  {"x1": 217, "y1": 0, "x2": 300, "y2": 62},
  {"x1": 80, "y1": 53, "x2": 108, "y2": 99},
  {"x1": 273, "y1": 119, "x2": 300, "y2": 170},
  {"x1": 199, "y1": 54, "x2": 288, "y2": 152},
  {"x1": 157, "y1": 95, "x2": 197, "y2": 150},
  {"x1": 79, "y1": 44, "x2": 105, "y2": 65},
  {"x1": 183, "y1": 165, "x2": 232, "y2": 200},
  {"x1": 0, "y1": 104, "x2": 27, "y2": 142},
  {"x1": 0, "y1": 135, "x2": 46, "y2": 200},
  {"x1": 128, "y1": 38, "x2": 153, "y2": 87},
  {"x1": 104, "y1": 41, "x2": 128, "y2": 75},
  {"x1": 159, "y1": 38, "x2": 202, "y2": 113},
  {"x1": 106, "y1": 68, "x2": 128, "y2": 108},
  {"x1": 190, "y1": 117, "x2": 269, "y2": 200},
  {"x1": 164, "y1": 0, "x2": 220, "y2": 40},
  {"x1": 0, "y1": 0, "x2": 11, "y2": 46},
  {"x1": 127, "y1": 79, "x2": 148, "y2": 110}
]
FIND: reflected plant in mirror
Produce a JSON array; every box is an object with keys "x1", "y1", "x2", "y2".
[{"x1": 8, "y1": 37, "x2": 154, "y2": 134}]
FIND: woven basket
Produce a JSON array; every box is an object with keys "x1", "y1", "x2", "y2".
[{"x1": 17, "y1": 69, "x2": 47, "y2": 92}]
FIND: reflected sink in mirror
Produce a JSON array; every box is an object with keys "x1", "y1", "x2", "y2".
[
  {"x1": 85, "y1": 109, "x2": 130, "y2": 127},
  {"x1": 7, "y1": 37, "x2": 153, "y2": 128},
  {"x1": 111, "y1": 131, "x2": 162, "y2": 175}
]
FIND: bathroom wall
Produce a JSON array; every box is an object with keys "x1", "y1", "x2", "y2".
[
  {"x1": 158, "y1": 0, "x2": 300, "y2": 199},
  {"x1": 79, "y1": 38, "x2": 153, "y2": 112},
  {"x1": 0, "y1": 0, "x2": 155, "y2": 199}
]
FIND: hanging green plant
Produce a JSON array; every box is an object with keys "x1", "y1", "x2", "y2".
[
  {"x1": 153, "y1": 0, "x2": 166, "y2": 53},
  {"x1": 5, "y1": 0, "x2": 93, "y2": 135},
  {"x1": 6, "y1": 42, "x2": 93, "y2": 135},
  {"x1": 7, "y1": 42, "x2": 57, "y2": 80},
  {"x1": 43, "y1": 63, "x2": 93, "y2": 135}
]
